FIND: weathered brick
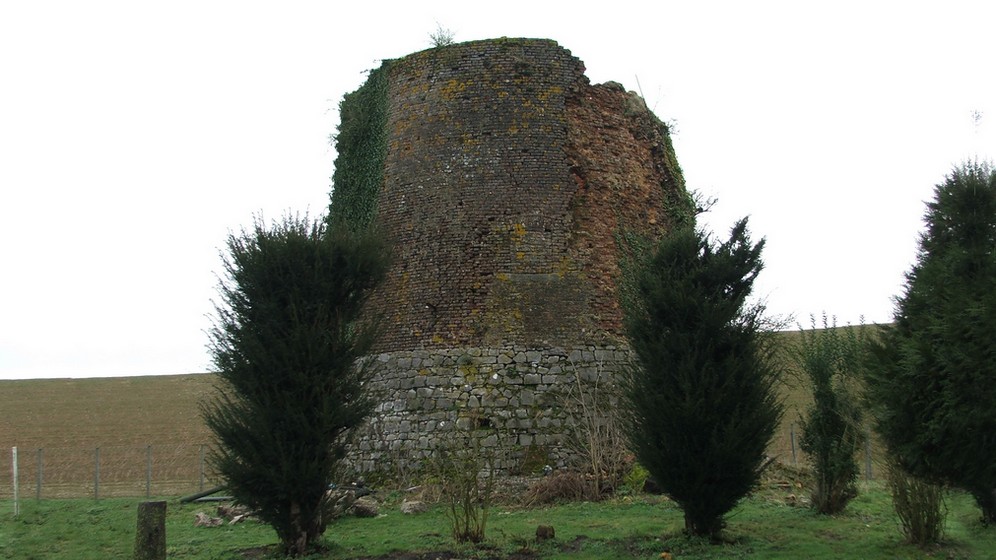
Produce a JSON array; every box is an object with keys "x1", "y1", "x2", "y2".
[{"x1": 336, "y1": 38, "x2": 687, "y2": 475}]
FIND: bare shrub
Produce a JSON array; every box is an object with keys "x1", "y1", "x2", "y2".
[
  {"x1": 560, "y1": 361, "x2": 631, "y2": 497},
  {"x1": 431, "y1": 431, "x2": 497, "y2": 543},
  {"x1": 887, "y1": 458, "x2": 946, "y2": 546},
  {"x1": 523, "y1": 470, "x2": 597, "y2": 506}
]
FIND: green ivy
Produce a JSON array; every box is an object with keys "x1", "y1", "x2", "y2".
[
  {"x1": 615, "y1": 228, "x2": 657, "y2": 320},
  {"x1": 327, "y1": 60, "x2": 392, "y2": 231},
  {"x1": 647, "y1": 114, "x2": 693, "y2": 229},
  {"x1": 615, "y1": 112, "x2": 694, "y2": 312}
]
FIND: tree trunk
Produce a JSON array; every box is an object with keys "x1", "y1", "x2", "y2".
[
  {"x1": 972, "y1": 488, "x2": 996, "y2": 524},
  {"x1": 684, "y1": 511, "x2": 723, "y2": 539},
  {"x1": 134, "y1": 501, "x2": 166, "y2": 560},
  {"x1": 287, "y1": 501, "x2": 308, "y2": 557}
]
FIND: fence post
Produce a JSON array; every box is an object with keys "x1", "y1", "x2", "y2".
[
  {"x1": 12, "y1": 447, "x2": 19, "y2": 517},
  {"x1": 135, "y1": 501, "x2": 167, "y2": 560},
  {"x1": 36, "y1": 448, "x2": 43, "y2": 501},
  {"x1": 94, "y1": 447, "x2": 100, "y2": 500},
  {"x1": 789, "y1": 423, "x2": 797, "y2": 465},
  {"x1": 146, "y1": 445, "x2": 152, "y2": 498},
  {"x1": 864, "y1": 428, "x2": 873, "y2": 480},
  {"x1": 199, "y1": 445, "x2": 205, "y2": 492}
]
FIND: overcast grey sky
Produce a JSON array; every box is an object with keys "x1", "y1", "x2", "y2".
[{"x1": 1, "y1": 1, "x2": 993, "y2": 379}]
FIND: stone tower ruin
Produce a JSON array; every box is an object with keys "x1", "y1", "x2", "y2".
[{"x1": 328, "y1": 38, "x2": 691, "y2": 473}]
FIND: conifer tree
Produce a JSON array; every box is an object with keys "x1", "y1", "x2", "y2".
[
  {"x1": 867, "y1": 161, "x2": 996, "y2": 522},
  {"x1": 203, "y1": 214, "x2": 388, "y2": 556},
  {"x1": 622, "y1": 218, "x2": 782, "y2": 538}
]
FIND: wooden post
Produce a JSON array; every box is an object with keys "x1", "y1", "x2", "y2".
[
  {"x1": 94, "y1": 447, "x2": 100, "y2": 500},
  {"x1": 789, "y1": 424, "x2": 797, "y2": 465},
  {"x1": 134, "y1": 501, "x2": 166, "y2": 560},
  {"x1": 198, "y1": 445, "x2": 205, "y2": 492},
  {"x1": 145, "y1": 445, "x2": 152, "y2": 498},
  {"x1": 36, "y1": 448, "x2": 43, "y2": 501},
  {"x1": 12, "y1": 447, "x2": 18, "y2": 517},
  {"x1": 865, "y1": 429, "x2": 874, "y2": 480}
]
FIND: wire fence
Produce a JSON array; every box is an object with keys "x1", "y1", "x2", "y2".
[
  {"x1": 2, "y1": 426, "x2": 888, "y2": 509},
  {"x1": 2, "y1": 444, "x2": 219, "y2": 503},
  {"x1": 769, "y1": 422, "x2": 887, "y2": 481}
]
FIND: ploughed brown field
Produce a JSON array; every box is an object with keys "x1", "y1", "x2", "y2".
[
  {"x1": 0, "y1": 374, "x2": 216, "y2": 498},
  {"x1": 0, "y1": 330, "x2": 885, "y2": 499}
]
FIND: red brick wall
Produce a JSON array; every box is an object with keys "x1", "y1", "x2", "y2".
[{"x1": 366, "y1": 38, "x2": 685, "y2": 352}]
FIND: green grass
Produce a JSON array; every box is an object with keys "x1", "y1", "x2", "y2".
[{"x1": 2, "y1": 482, "x2": 994, "y2": 559}]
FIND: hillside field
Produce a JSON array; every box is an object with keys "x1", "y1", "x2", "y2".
[
  {"x1": 0, "y1": 374, "x2": 217, "y2": 499},
  {"x1": 0, "y1": 329, "x2": 885, "y2": 500}
]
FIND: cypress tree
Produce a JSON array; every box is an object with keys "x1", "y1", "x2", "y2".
[
  {"x1": 202, "y1": 214, "x2": 388, "y2": 556},
  {"x1": 622, "y1": 218, "x2": 783, "y2": 538},
  {"x1": 867, "y1": 161, "x2": 996, "y2": 522}
]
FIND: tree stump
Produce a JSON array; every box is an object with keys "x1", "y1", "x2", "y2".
[{"x1": 134, "y1": 500, "x2": 166, "y2": 560}]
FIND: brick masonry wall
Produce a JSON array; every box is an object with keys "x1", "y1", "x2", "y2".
[{"x1": 340, "y1": 39, "x2": 688, "y2": 474}]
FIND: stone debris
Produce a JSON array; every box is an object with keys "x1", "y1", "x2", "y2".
[
  {"x1": 328, "y1": 481, "x2": 378, "y2": 518},
  {"x1": 217, "y1": 504, "x2": 253, "y2": 524},
  {"x1": 193, "y1": 512, "x2": 223, "y2": 527},
  {"x1": 400, "y1": 500, "x2": 428, "y2": 514},
  {"x1": 350, "y1": 496, "x2": 380, "y2": 518}
]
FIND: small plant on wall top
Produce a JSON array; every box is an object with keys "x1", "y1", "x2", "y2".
[{"x1": 429, "y1": 23, "x2": 455, "y2": 48}]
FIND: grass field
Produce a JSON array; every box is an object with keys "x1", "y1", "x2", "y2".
[
  {"x1": 2, "y1": 481, "x2": 993, "y2": 559},
  {"x1": 2, "y1": 328, "x2": 989, "y2": 558}
]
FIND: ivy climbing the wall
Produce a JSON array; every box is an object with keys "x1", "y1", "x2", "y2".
[{"x1": 328, "y1": 61, "x2": 392, "y2": 232}]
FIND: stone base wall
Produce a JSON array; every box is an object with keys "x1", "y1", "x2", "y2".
[{"x1": 348, "y1": 344, "x2": 632, "y2": 476}]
